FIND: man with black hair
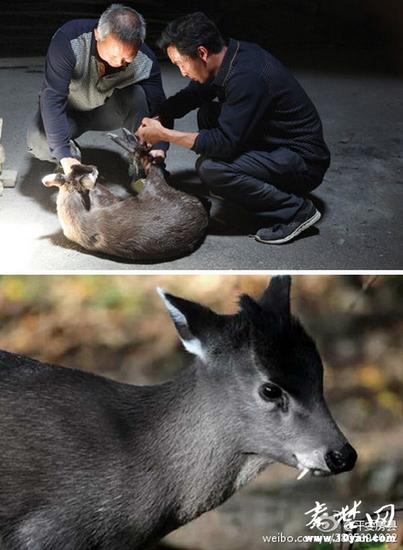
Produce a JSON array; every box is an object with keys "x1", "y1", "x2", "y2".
[
  {"x1": 137, "y1": 12, "x2": 330, "y2": 244},
  {"x1": 27, "y1": 3, "x2": 167, "y2": 175}
]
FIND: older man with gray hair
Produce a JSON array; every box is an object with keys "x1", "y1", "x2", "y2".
[{"x1": 27, "y1": 4, "x2": 167, "y2": 175}]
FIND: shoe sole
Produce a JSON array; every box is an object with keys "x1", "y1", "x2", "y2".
[
  {"x1": 255, "y1": 208, "x2": 322, "y2": 245},
  {"x1": 209, "y1": 191, "x2": 225, "y2": 201}
]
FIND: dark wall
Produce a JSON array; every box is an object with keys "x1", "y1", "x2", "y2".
[{"x1": 2, "y1": 0, "x2": 403, "y2": 71}]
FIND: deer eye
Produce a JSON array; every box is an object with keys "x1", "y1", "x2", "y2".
[{"x1": 259, "y1": 383, "x2": 283, "y2": 401}]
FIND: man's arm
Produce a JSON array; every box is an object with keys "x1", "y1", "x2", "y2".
[
  {"x1": 138, "y1": 45, "x2": 170, "y2": 155},
  {"x1": 137, "y1": 77, "x2": 216, "y2": 155},
  {"x1": 40, "y1": 28, "x2": 77, "y2": 167},
  {"x1": 157, "y1": 80, "x2": 217, "y2": 123},
  {"x1": 138, "y1": 71, "x2": 272, "y2": 159},
  {"x1": 192, "y1": 70, "x2": 272, "y2": 159},
  {"x1": 137, "y1": 118, "x2": 197, "y2": 149}
]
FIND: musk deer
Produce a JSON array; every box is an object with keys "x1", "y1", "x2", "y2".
[
  {"x1": 42, "y1": 130, "x2": 209, "y2": 262},
  {"x1": 0, "y1": 277, "x2": 357, "y2": 549}
]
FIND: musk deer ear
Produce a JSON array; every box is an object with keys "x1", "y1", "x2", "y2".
[
  {"x1": 81, "y1": 167, "x2": 98, "y2": 190},
  {"x1": 42, "y1": 173, "x2": 66, "y2": 188},
  {"x1": 239, "y1": 294, "x2": 263, "y2": 321},
  {"x1": 157, "y1": 288, "x2": 217, "y2": 361},
  {"x1": 259, "y1": 276, "x2": 291, "y2": 318}
]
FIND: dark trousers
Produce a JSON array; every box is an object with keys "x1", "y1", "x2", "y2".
[
  {"x1": 196, "y1": 102, "x2": 326, "y2": 224},
  {"x1": 27, "y1": 84, "x2": 149, "y2": 162}
]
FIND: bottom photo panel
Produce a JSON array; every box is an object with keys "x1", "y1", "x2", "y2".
[{"x1": 0, "y1": 274, "x2": 402, "y2": 550}]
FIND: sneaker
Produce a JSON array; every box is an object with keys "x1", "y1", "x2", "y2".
[
  {"x1": 209, "y1": 190, "x2": 225, "y2": 201},
  {"x1": 255, "y1": 200, "x2": 321, "y2": 244}
]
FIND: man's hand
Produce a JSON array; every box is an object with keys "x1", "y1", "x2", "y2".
[
  {"x1": 136, "y1": 118, "x2": 166, "y2": 146},
  {"x1": 60, "y1": 157, "x2": 81, "y2": 175},
  {"x1": 137, "y1": 117, "x2": 198, "y2": 150},
  {"x1": 141, "y1": 149, "x2": 166, "y2": 172},
  {"x1": 148, "y1": 149, "x2": 166, "y2": 163}
]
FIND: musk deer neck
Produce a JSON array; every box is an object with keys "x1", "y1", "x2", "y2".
[
  {"x1": 144, "y1": 164, "x2": 168, "y2": 189},
  {"x1": 128, "y1": 366, "x2": 270, "y2": 528},
  {"x1": 56, "y1": 189, "x2": 92, "y2": 241}
]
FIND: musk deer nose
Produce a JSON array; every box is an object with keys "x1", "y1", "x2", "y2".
[{"x1": 325, "y1": 443, "x2": 357, "y2": 474}]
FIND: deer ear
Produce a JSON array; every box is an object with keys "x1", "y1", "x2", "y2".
[
  {"x1": 81, "y1": 167, "x2": 98, "y2": 190},
  {"x1": 157, "y1": 288, "x2": 216, "y2": 361},
  {"x1": 42, "y1": 173, "x2": 66, "y2": 187},
  {"x1": 259, "y1": 276, "x2": 291, "y2": 318}
]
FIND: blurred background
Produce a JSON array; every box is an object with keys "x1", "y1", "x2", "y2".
[
  {"x1": 0, "y1": 274, "x2": 402, "y2": 549},
  {"x1": 2, "y1": 0, "x2": 403, "y2": 74}
]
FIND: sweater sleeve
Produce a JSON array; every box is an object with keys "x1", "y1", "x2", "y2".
[
  {"x1": 40, "y1": 29, "x2": 76, "y2": 161},
  {"x1": 157, "y1": 80, "x2": 217, "y2": 122},
  {"x1": 138, "y1": 46, "x2": 170, "y2": 151},
  {"x1": 192, "y1": 70, "x2": 271, "y2": 159}
]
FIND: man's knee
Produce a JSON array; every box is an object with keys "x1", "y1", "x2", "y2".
[
  {"x1": 26, "y1": 115, "x2": 54, "y2": 162},
  {"x1": 196, "y1": 157, "x2": 229, "y2": 186},
  {"x1": 117, "y1": 84, "x2": 149, "y2": 131}
]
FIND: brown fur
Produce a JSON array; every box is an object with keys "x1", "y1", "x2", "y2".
[{"x1": 43, "y1": 151, "x2": 209, "y2": 262}]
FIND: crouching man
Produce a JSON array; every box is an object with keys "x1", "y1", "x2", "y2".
[
  {"x1": 137, "y1": 12, "x2": 330, "y2": 244},
  {"x1": 27, "y1": 3, "x2": 167, "y2": 176}
]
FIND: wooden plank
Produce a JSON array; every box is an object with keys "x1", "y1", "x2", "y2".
[{"x1": 1, "y1": 171, "x2": 18, "y2": 188}]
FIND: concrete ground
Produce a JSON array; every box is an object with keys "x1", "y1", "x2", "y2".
[{"x1": 0, "y1": 58, "x2": 402, "y2": 271}]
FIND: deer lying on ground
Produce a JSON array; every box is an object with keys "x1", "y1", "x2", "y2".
[
  {"x1": 42, "y1": 130, "x2": 209, "y2": 262},
  {"x1": 0, "y1": 277, "x2": 357, "y2": 549}
]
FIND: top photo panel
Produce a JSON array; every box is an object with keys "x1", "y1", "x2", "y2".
[{"x1": 0, "y1": 0, "x2": 402, "y2": 271}]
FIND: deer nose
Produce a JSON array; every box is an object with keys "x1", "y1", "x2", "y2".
[{"x1": 325, "y1": 443, "x2": 357, "y2": 474}]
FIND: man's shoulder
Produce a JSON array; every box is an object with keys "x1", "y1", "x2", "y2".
[
  {"x1": 139, "y1": 42, "x2": 159, "y2": 63},
  {"x1": 220, "y1": 40, "x2": 266, "y2": 85},
  {"x1": 236, "y1": 39, "x2": 275, "y2": 66},
  {"x1": 56, "y1": 19, "x2": 98, "y2": 42},
  {"x1": 232, "y1": 39, "x2": 289, "y2": 79},
  {"x1": 47, "y1": 19, "x2": 97, "y2": 62}
]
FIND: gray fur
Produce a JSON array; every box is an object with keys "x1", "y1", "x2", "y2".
[{"x1": 0, "y1": 277, "x2": 357, "y2": 549}]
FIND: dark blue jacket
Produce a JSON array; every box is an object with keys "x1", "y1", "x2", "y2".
[{"x1": 159, "y1": 39, "x2": 330, "y2": 169}]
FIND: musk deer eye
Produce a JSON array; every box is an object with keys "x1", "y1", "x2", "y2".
[{"x1": 259, "y1": 383, "x2": 283, "y2": 401}]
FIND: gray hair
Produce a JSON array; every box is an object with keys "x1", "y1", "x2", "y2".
[{"x1": 97, "y1": 4, "x2": 146, "y2": 45}]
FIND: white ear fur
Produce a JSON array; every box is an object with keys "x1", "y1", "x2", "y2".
[
  {"x1": 157, "y1": 287, "x2": 205, "y2": 361},
  {"x1": 88, "y1": 168, "x2": 98, "y2": 184},
  {"x1": 182, "y1": 337, "x2": 205, "y2": 360},
  {"x1": 42, "y1": 174, "x2": 58, "y2": 184},
  {"x1": 157, "y1": 287, "x2": 187, "y2": 326}
]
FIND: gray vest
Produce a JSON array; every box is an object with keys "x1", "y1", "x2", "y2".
[{"x1": 69, "y1": 32, "x2": 153, "y2": 111}]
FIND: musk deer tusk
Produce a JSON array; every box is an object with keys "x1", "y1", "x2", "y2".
[{"x1": 297, "y1": 468, "x2": 310, "y2": 480}]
